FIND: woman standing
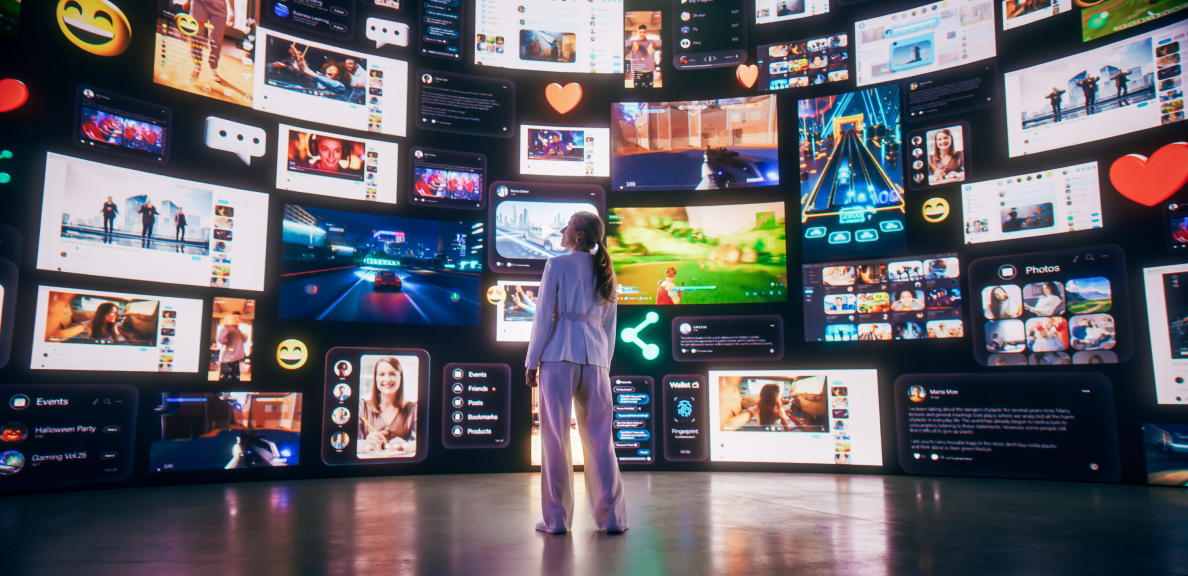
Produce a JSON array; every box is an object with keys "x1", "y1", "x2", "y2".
[{"x1": 525, "y1": 212, "x2": 626, "y2": 534}]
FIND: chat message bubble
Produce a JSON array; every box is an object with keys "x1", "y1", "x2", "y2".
[
  {"x1": 366, "y1": 18, "x2": 409, "y2": 48},
  {"x1": 204, "y1": 117, "x2": 266, "y2": 165}
]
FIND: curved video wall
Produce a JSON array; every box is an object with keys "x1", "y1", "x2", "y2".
[{"x1": 1, "y1": 0, "x2": 1187, "y2": 493}]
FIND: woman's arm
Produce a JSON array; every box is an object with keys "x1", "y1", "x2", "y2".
[
  {"x1": 603, "y1": 297, "x2": 617, "y2": 366},
  {"x1": 524, "y1": 260, "x2": 559, "y2": 370}
]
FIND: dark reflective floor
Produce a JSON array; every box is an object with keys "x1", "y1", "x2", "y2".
[{"x1": 2, "y1": 472, "x2": 1187, "y2": 575}]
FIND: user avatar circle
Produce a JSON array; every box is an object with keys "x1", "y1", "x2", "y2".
[
  {"x1": 1, "y1": 422, "x2": 28, "y2": 444},
  {"x1": 8, "y1": 395, "x2": 29, "y2": 410},
  {"x1": 333, "y1": 383, "x2": 352, "y2": 402},
  {"x1": 680, "y1": 38, "x2": 691, "y2": 49},
  {"x1": 421, "y1": 74, "x2": 433, "y2": 84},
  {"x1": 679, "y1": 323, "x2": 692, "y2": 335},
  {"x1": 912, "y1": 160, "x2": 924, "y2": 170},
  {"x1": 414, "y1": 150, "x2": 424, "y2": 159},
  {"x1": 330, "y1": 431, "x2": 350, "y2": 450},
  {"x1": 334, "y1": 360, "x2": 353, "y2": 378},
  {"x1": 0, "y1": 450, "x2": 24, "y2": 475},
  {"x1": 496, "y1": 185, "x2": 509, "y2": 197},
  {"x1": 908, "y1": 385, "x2": 928, "y2": 402},
  {"x1": 83, "y1": 89, "x2": 95, "y2": 99},
  {"x1": 681, "y1": 11, "x2": 690, "y2": 21},
  {"x1": 911, "y1": 136, "x2": 923, "y2": 146},
  {"x1": 331, "y1": 407, "x2": 351, "y2": 426}
]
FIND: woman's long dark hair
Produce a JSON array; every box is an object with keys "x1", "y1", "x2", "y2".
[
  {"x1": 91, "y1": 302, "x2": 118, "y2": 339},
  {"x1": 758, "y1": 383, "x2": 782, "y2": 426},
  {"x1": 570, "y1": 211, "x2": 616, "y2": 303}
]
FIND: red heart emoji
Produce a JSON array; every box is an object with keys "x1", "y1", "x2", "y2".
[
  {"x1": 545, "y1": 83, "x2": 582, "y2": 114},
  {"x1": 1109, "y1": 142, "x2": 1188, "y2": 206},
  {"x1": 0, "y1": 79, "x2": 28, "y2": 113}
]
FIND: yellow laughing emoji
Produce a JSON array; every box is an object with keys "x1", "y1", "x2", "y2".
[
  {"x1": 277, "y1": 339, "x2": 309, "y2": 370},
  {"x1": 922, "y1": 197, "x2": 950, "y2": 223},
  {"x1": 57, "y1": 0, "x2": 132, "y2": 57}
]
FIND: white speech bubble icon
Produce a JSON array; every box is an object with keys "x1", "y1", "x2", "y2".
[
  {"x1": 204, "y1": 117, "x2": 266, "y2": 165},
  {"x1": 366, "y1": 18, "x2": 409, "y2": 49}
]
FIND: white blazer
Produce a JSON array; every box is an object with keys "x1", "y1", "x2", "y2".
[{"x1": 525, "y1": 251, "x2": 617, "y2": 369}]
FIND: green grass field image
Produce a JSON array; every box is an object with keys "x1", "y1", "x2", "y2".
[
  {"x1": 1082, "y1": 0, "x2": 1188, "y2": 42},
  {"x1": 607, "y1": 203, "x2": 788, "y2": 305}
]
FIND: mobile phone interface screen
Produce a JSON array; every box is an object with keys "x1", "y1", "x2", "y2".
[
  {"x1": 149, "y1": 392, "x2": 302, "y2": 473},
  {"x1": 473, "y1": 0, "x2": 624, "y2": 73},
  {"x1": 708, "y1": 369, "x2": 882, "y2": 465},
  {"x1": 803, "y1": 253, "x2": 963, "y2": 342},
  {"x1": 1001, "y1": 0, "x2": 1071, "y2": 31},
  {"x1": 757, "y1": 33, "x2": 849, "y2": 92},
  {"x1": 625, "y1": 11, "x2": 663, "y2": 88},
  {"x1": 1163, "y1": 198, "x2": 1188, "y2": 252},
  {"x1": 610, "y1": 96, "x2": 779, "y2": 191},
  {"x1": 410, "y1": 148, "x2": 487, "y2": 210},
  {"x1": 421, "y1": 0, "x2": 463, "y2": 60},
  {"x1": 662, "y1": 375, "x2": 708, "y2": 461},
  {"x1": 854, "y1": 0, "x2": 997, "y2": 87},
  {"x1": 322, "y1": 348, "x2": 430, "y2": 465},
  {"x1": 968, "y1": 244, "x2": 1132, "y2": 367},
  {"x1": 756, "y1": 0, "x2": 828, "y2": 25},
  {"x1": 905, "y1": 63, "x2": 998, "y2": 122},
  {"x1": 671, "y1": 0, "x2": 746, "y2": 69},
  {"x1": 519, "y1": 125, "x2": 610, "y2": 178},
  {"x1": 672, "y1": 316, "x2": 784, "y2": 361},
  {"x1": 75, "y1": 86, "x2": 171, "y2": 164},
  {"x1": 488, "y1": 181, "x2": 605, "y2": 275},
  {"x1": 277, "y1": 124, "x2": 399, "y2": 204},
  {"x1": 443, "y1": 364, "x2": 511, "y2": 449},
  {"x1": 895, "y1": 373, "x2": 1121, "y2": 482},
  {"x1": 0, "y1": 384, "x2": 137, "y2": 492},
  {"x1": 798, "y1": 85, "x2": 906, "y2": 262},
  {"x1": 961, "y1": 162, "x2": 1102, "y2": 246},
  {"x1": 416, "y1": 70, "x2": 516, "y2": 138},
  {"x1": 279, "y1": 204, "x2": 484, "y2": 327},
  {"x1": 493, "y1": 279, "x2": 541, "y2": 342},
  {"x1": 264, "y1": 0, "x2": 355, "y2": 39},
  {"x1": 905, "y1": 123, "x2": 970, "y2": 190},
  {"x1": 208, "y1": 298, "x2": 255, "y2": 382},
  {"x1": 1142, "y1": 423, "x2": 1188, "y2": 486},
  {"x1": 37, "y1": 153, "x2": 270, "y2": 290},
  {"x1": 1003, "y1": 19, "x2": 1186, "y2": 157},
  {"x1": 31, "y1": 286, "x2": 203, "y2": 373},
  {"x1": 607, "y1": 203, "x2": 787, "y2": 306},
  {"x1": 612, "y1": 376, "x2": 655, "y2": 464},
  {"x1": 1142, "y1": 263, "x2": 1188, "y2": 405}
]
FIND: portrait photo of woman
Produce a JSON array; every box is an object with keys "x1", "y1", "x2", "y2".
[
  {"x1": 927, "y1": 126, "x2": 966, "y2": 185},
  {"x1": 357, "y1": 355, "x2": 418, "y2": 459}
]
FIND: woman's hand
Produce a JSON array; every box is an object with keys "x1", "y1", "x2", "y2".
[
  {"x1": 526, "y1": 368, "x2": 538, "y2": 387},
  {"x1": 365, "y1": 431, "x2": 388, "y2": 447}
]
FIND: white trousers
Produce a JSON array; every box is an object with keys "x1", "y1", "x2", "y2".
[{"x1": 537, "y1": 361, "x2": 627, "y2": 532}]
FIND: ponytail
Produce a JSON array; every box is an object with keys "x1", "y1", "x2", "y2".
[{"x1": 569, "y1": 211, "x2": 617, "y2": 303}]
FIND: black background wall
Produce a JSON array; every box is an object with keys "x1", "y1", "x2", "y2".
[{"x1": 0, "y1": 0, "x2": 1186, "y2": 494}]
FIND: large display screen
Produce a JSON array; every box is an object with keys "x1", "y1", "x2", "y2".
[
  {"x1": 37, "y1": 153, "x2": 269, "y2": 290},
  {"x1": 488, "y1": 181, "x2": 605, "y2": 275},
  {"x1": 149, "y1": 392, "x2": 301, "y2": 473},
  {"x1": 519, "y1": 125, "x2": 610, "y2": 178},
  {"x1": 607, "y1": 203, "x2": 787, "y2": 306},
  {"x1": 0, "y1": 384, "x2": 137, "y2": 492},
  {"x1": 1004, "y1": 19, "x2": 1186, "y2": 157},
  {"x1": 610, "y1": 96, "x2": 779, "y2": 191},
  {"x1": 896, "y1": 373, "x2": 1121, "y2": 482},
  {"x1": 1143, "y1": 263, "x2": 1188, "y2": 405},
  {"x1": 853, "y1": 0, "x2": 997, "y2": 87},
  {"x1": 708, "y1": 369, "x2": 882, "y2": 465},
  {"x1": 31, "y1": 286, "x2": 202, "y2": 373},
  {"x1": 757, "y1": 34, "x2": 850, "y2": 91},
  {"x1": 802, "y1": 253, "x2": 963, "y2": 342},
  {"x1": 756, "y1": 0, "x2": 829, "y2": 25},
  {"x1": 322, "y1": 348, "x2": 429, "y2": 465},
  {"x1": 798, "y1": 86, "x2": 905, "y2": 262},
  {"x1": 969, "y1": 244, "x2": 1133, "y2": 366},
  {"x1": 153, "y1": 4, "x2": 409, "y2": 136},
  {"x1": 279, "y1": 205, "x2": 483, "y2": 326},
  {"x1": 473, "y1": 0, "x2": 624, "y2": 73},
  {"x1": 961, "y1": 162, "x2": 1102, "y2": 245},
  {"x1": 276, "y1": 124, "x2": 399, "y2": 203},
  {"x1": 1143, "y1": 423, "x2": 1188, "y2": 486}
]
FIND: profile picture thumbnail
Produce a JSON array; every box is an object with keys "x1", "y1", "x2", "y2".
[
  {"x1": 333, "y1": 383, "x2": 352, "y2": 402},
  {"x1": 331, "y1": 406, "x2": 351, "y2": 426},
  {"x1": 1, "y1": 422, "x2": 28, "y2": 444},
  {"x1": 982, "y1": 285, "x2": 1023, "y2": 319},
  {"x1": 908, "y1": 385, "x2": 927, "y2": 402},
  {"x1": 0, "y1": 450, "x2": 25, "y2": 475},
  {"x1": 334, "y1": 360, "x2": 353, "y2": 378},
  {"x1": 330, "y1": 431, "x2": 350, "y2": 450}
]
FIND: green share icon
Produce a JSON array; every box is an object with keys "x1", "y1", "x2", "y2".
[{"x1": 621, "y1": 311, "x2": 660, "y2": 360}]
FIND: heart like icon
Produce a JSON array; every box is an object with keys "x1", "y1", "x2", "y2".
[
  {"x1": 545, "y1": 83, "x2": 582, "y2": 114},
  {"x1": 0, "y1": 79, "x2": 29, "y2": 113},
  {"x1": 1109, "y1": 142, "x2": 1188, "y2": 206},
  {"x1": 736, "y1": 64, "x2": 758, "y2": 89}
]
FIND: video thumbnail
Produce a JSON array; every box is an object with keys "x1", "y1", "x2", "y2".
[
  {"x1": 1004, "y1": 20, "x2": 1185, "y2": 156},
  {"x1": 149, "y1": 392, "x2": 302, "y2": 473},
  {"x1": 1143, "y1": 423, "x2": 1188, "y2": 486},
  {"x1": 610, "y1": 96, "x2": 779, "y2": 191},
  {"x1": 208, "y1": 298, "x2": 254, "y2": 382},
  {"x1": 277, "y1": 124, "x2": 399, "y2": 203},
  {"x1": 969, "y1": 244, "x2": 1132, "y2": 366},
  {"x1": 853, "y1": 0, "x2": 997, "y2": 87},
  {"x1": 1142, "y1": 264, "x2": 1188, "y2": 404},
  {"x1": 756, "y1": 0, "x2": 830, "y2": 24},
  {"x1": 520, "y1": 125, "x2": 610, "y2": 177},
  {"x1": 409, "y1": 147, "x2": 486, "y2": 210},
  {"x1": 520, "y1": 30, "x2": 576, "y2": 62},
  {"x1": 75, "y1": 86, "x2": 170, "y2": 164},
  {"x1": 491, "y1": 280, "x2": 541, "y2": 342},
  {"x1": 961, "y1": 162, "x2": 1102, "y2": 245},
  {"x1": 279, "y1": 205, "x2": 482, "y2": 326},
  {"x1": 1003, "y1": 0, "x2": 1071, "y2": 30},
  {"x1": 488, "y1": 181, "x2": 605, "y2": 275},
  {"x1": 757, "y1": 33, "x2": 849, "y2": 91},
  {"x1": 323, "y1": 348, "x2": 429, "y2": 465},
  {"x1": 607, "y1": 203, "x2": 787, "y2": 305},
  {"x1": 31, "y1": 286, "x2": 202, "y2": 373},
  {"x1": 798, "y1": 85, "x2": 905, "y2": 261},
  {"x1": 708, "y1": 369, "x2": 883, "y2": 465},
  {"x1": 624, "y1": 11, "x2": 663, "y2": 88},
  {"x1": 803, "y1": 254, "x2": 963, "y2": 342},
  {"x1": 1082, "y1": 0, "x2": 1187, "y2": 42}
]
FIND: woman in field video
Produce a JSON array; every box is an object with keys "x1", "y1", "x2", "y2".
[
  {"x1": 927, "y1": 128, "x2": 964, "y2": 185},
  {"x1": 525, "y1": 212, "x2": 626, "y2": 534},
  {"x1": 358, "y1": 357, "x2": 417, "y2": 456}
]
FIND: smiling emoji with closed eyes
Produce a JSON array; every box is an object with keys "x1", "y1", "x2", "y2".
[
  {"x1": 922, "y1": 197, "x2": 950, "y2": 223},
  {"x1": 277, "y1": 340, "x2": 309, "y2": 370},
  {"x1": 57, "y1": 0, "x2": 132, "y2": 57}
]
